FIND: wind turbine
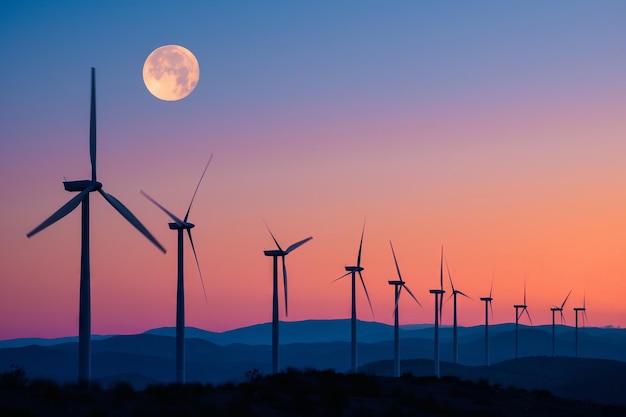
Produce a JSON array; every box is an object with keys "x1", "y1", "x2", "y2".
[
  {"x1": 429, "y1": 246, "x2": 445, "y2": 378},
  {"x1": 333, "y1": 223, "x2": 374, "y2": 373},
  {"x1": 263, "y1": 226, "x2": 312, "y2": 374},
  {"x1": 479, "y1": 278, "x2": 494, "y2": 366},
  {"x1": 550, "y1": 290, "x2": 571, "y2": 357},
  {"x1": 444, "y1": 254, "x2": 470, "y2": 364},
  {"x1": 388, "y1": 241, "x2": 421, "y2": 377},
  {"x1": 574, "y1": 292, "x2": 588, "y2": 358},
  {"x1": 26, "y1": 68, "x2": 166, "y2": 384},
  {"x1": 513, "y1": 278, "x2": 532, "y2": 359},
  {"x1": 140, "y1": 156, "x2": 212, "y2": 384}
]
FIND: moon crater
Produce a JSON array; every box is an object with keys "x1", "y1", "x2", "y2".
[{"x1": 143, "y1": 45, "x2": 199, "y2": 101}]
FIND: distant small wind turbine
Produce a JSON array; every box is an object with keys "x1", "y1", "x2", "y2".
[
  {"x1": 513, "y1": 278, "x2": 532, "y2": 359},
  {"x1": 574, "y1": 292, "x2": 588, "y2": 358},
  {"x1": 429, "y1": 246, "x2": 445, "y2": 378},
  {"x1": 141, "y1": 155, "x2": 213, "y2": 384},
  {"x1": 264, "y1": 225, "x2": 312, "y2": 374},
  {"x1": 480, "y1": 278, "x2": 494, "y2": 366},
  {"x1": 444, "y1": 254, "x2": 470, "y2": 364},
  {"x1": 388, "y1": 241, "x2": 421, "y2": 377},
  {"x1": 26, "y1": 68, "x2": 166, "y2": 384},
  {"x1": 332, "y1": 223, "x2": 374, "y2": 373},
  {"x1": 550, "y1": 290, "x2": 571, "y2": 357}
]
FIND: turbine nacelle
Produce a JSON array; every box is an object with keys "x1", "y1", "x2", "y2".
[
  {"x1": 168, "y1": 222, "x2": 195, "y2": 230},
  {"x1": 345, "y1": 265, "x2": 364, "y2": 272},
  {"x1": 264, "y1": 249, "x2": 287, "y2": 257},
  {"x1": 514, "y1": 304, "x2": 527, "y2": 309},
  {"x1": 480, "y1": 297, "x2": 493, "y2": 302},
  {"x1": 64, "y1": 180, "x2": 102, "y2": 192},
  {"x1": 388, "y1": 280, "x2": 404, "y2": 286}
]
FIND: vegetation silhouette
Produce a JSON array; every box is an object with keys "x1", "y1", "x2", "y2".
[{"x1": 2, "y1": 365, "x2": 624, "y2": 417}]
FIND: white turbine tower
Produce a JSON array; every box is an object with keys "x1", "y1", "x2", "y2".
[
  {"x1": 388, "y1": 241, "x2": 421, "y2": 377},
  {"x1": 513, "y1": 278, "x2": 532, "y2": 359},
  {"x1": 429, "y1": 246, "x2": 445, "y2": 378},
  {"x1": 26, "y1": 68, "x2": 166, "y2": 384},
  {"x1": 333, "y1": 223, "x2": 374, "y2": 373},
  {"x1": 550, "y1": 290, "x2": 571, "y2": 357},
  {"x1": 480, "y1": 279, "x2": 494, "y2": 367},
  {"x1": 263, "y1": 226, "x2": 312, "y2": 374},
  {"x1": 444, "y1": 254, "x2": 470, "y2": 364},
  {"x1": 140, "y1": 156, "x2": 212, "y2": 384}
]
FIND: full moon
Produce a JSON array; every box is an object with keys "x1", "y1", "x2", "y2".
[{"x1": 143, "y1": 45, "x2": 199, "y2": 101}]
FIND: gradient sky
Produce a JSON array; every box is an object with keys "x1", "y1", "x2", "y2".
[{"x1": 1, "y1": 1, "x2": 625, "y2": 339}]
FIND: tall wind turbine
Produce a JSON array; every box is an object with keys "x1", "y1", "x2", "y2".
[
  {"x1": 429, "y1": 246, "x2": 445, "y2": 378},
  {"x1": 26, "y1": 68, "x2": 166, "y2": 384},
  {"x1": 264, "y1": 226, "x2": 312, "y2": 374},
  {"x1": 574, "y1": 292, "x2": 588, "y2": 358},
  {"x1": 480, "y1": 279, "x2": 494, "y2": 366},
  {"x1": 513, "y1": 278, "x2": 532, "y2": 359},
  {"x1": 550, "y1": 290, "x2": 571, "y2": 357},
  {"x1": 444, "y1": 254, "x2": 470, "y2": 364},
  {"x1": 333, "y1": 223, "x2": 374, "y2": 373},
  {"x1": 388, "y1": 241, "x2": 421, "y2": 377},
  {"x1": 141, "y1": 156, "x2": 212, "y2": 384}
]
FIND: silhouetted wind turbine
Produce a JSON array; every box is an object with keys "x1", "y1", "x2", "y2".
[
  {"x1": 480, "y1": 278, "x2": 494, "y2": 366},
  {"x1": 550, "y1": 290, "x2": 571, "y2": 357},
  {"x1": 444, "y1": 254, "x2": 470, "y2": 364},
  {"x1": 141, "y1": 156, "x2": 212, "y2": 384},
  {"x1": 264, "y1": 226, "x2": 312, "y2": 374},
  {"x1": 26, "y1": 68, "x2": 166, "y2": 384},
  {"x1": 513, "y1": 278, "x2": 532, "y2": 359},
  {"x1": 388, "y1": 241, "x2": 421, "y2": 377},
  {"x1": 574, "y1": 292, "x2": 588, "y2": 358},
  {"x1": 333, "y1": 223, "x2": 374, "y2": 373},
  {"x1": 429, "y1": 246, "x2": 445, "y2": 377}
]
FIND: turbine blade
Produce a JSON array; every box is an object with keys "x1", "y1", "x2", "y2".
[
  {"x1": 403, "y1": 284, "x2": 422, "y2": 307},
  {"x1": 99, "y1": 189, "x2": 166, "y2": 253},
  {"x1": 392, "y1": 287, "x2": 402, "y2": 318},
  {"x1": 524, "y1": 307, "x2": 533, "y2": 326},
  {"x1": 489, "y1": 300, "x2": 494, "y2": 319},
  {"x1": 439, "y1": 245, "x2": 444, "y2": 292},
  {"x1": 282, "y1": 256, "x2": 288, "y2": 316},
  {"x1": 489, "y1": 276, "x2": 494, "y2": 299},
  {"x1": 90, "y1": 68, "x2": 97, "y2": 182},
  {"x1": 583, "y1": 291, "x2": 586, "y2": 309},
  {"x1": 285, "y1": 236, "x2": 313, "y2": 253},
  {"x1": 560, "y1": 310, "x2": 566, "y2": 325},
  {"x1": 389, "y1": 241, "x2": 403, "y2": 282},
  {"x1": 356, "y1": 222, "x2": 365, "y2": 267},
  {"x1": 358, "y1": 271, "x2": 374, "y2": 318},
  {"x1": 583, "y1": 310, "x2": 588, "y2": 326},
  {"x1": 331, "y1": 271, "x2": 352, "y2": 283},
  {"x1": 140, "y1": 191, "x2": 184, "y2": 226},
  {"x1": 187, "y1": 229, "x2": 207, "y2": 303},
  {"x1": 263, "y1": 221, "x2": 283, "y2": 252},
  {"x1": 561, "y1": 290, "x2": 572, "y2": 309},
  {"x1": 445, "y1": 254, "x2": 455, "y2": 292},
  {"x1": 524, "y1": 277, "x2": 527, "y2": 306},
  {"x1": 27, "y1": 185, "x2": 94, "y2": 238},
  {"x1": 457, "y1": 290, "x2": 472, "y2": 300},
  {"x1": 184, "y1": 154, "x2": 213, "y2": 222}
]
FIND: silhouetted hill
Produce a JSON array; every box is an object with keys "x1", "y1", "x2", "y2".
[
  {"x1": 360, "y1": 356, "x2": 626, "y2": 406},
  {"x1": 2, "y1": 367, "x2": 625, "y2": 417}
]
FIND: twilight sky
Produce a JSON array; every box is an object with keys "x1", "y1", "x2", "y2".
[{"x1": 1, "y1": 1, "x2": 625, "y2": 339}]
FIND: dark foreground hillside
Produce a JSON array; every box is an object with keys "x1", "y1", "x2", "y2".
[{"x1": 1, "y1": 367, "x2": 624, "y2": 417}]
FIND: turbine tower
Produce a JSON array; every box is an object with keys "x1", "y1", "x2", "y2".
[
  {"x1": 333, "y1": 223, "x2": 374, "y2": 373},
  {"x1": 388, "y1": 241, "x2": 421, "y2": 377},
  {"x1": 513, "y1": 278, "x2": 532, "y2": 359},
  {"x1": 479, "y1": 279, "x2": 494, "y2": 366},
  {"x1": 444, "y1": 254, "x2": 470, "y2": 364},
  {"x1": 574, "y1": 292, "x2": 588, "y2": 358},
  {"x1": 429, "y1": 246, "x2": 445, "y2": 378},
  {"x1": 264, "y1": 226, "x2": 312, "y2": 374},
  {"x1": 141, "y1": 156, "x2": 212, "y2": 384},
  {"x1": 26, "y1": 68, "x2": 166, "y2": 384},
  {"x1": 550, "y1": 290, "x2": 571, "y2": 357}
]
